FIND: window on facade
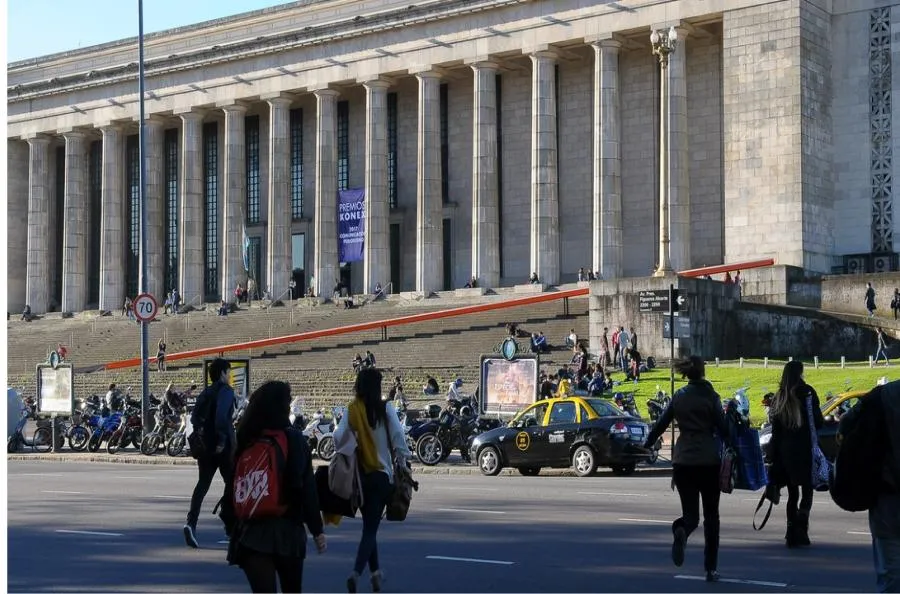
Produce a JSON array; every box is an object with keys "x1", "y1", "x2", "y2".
[
  {"x1": 496, "y1": 74, "x2": 504, "y2": 279},
  {"x1": 248, "y1": 236, "x2": 262, "y2": 286},
  {"x1": 245, "y1": 115, "x2": 260, "y2": 224},
  {"x1": 203, "y1": 122, "x2": 219, "y2": 300},
  {"x1": 440, "y1": 83, "x2": 449, "y2": 203},
  {"x1": 126, "y1": 135, "x2": 140, "y2": 298},
  {"x1": 337, "y1": 100, "x2": 350, "y2": 191},
  {"x1": 164, "y1": 128, "x2": 179, "y2": 293},
  {"x1": 387, "y1": 92, "x2": 398, "y2": 209},
  {"x1": 290, "y1": 108, "x2": 303, "y2": 219},
  {"x1": 88, "y1": 141, "x2": 102, "y2": 304}
]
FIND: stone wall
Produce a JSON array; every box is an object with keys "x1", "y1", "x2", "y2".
[
  {"x1": 447, "y1": 73, "x2": 474, "y2": 290},
  {"x1": 820, "y1": 271, "x2": 900, "y2": 315},
  {"x1": 499, "y1": 65, "x2": 531, "y2": 285},
  {"x1": 738, "y1": 265, "x2": 822, "y2": 308},
  {"x1": 8, "y1": 140, "x2": 29, "y2": 313}
]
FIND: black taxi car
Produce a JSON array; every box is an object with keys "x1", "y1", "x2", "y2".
[{"x1": 469, "y1": 396, "x2": 651, "y2": 477}]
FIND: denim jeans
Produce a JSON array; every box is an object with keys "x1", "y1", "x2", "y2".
[
  {"x1": 871, "y1": 515, "x2": 900, "y2": 593},
  {"x1": 354, "y1": 471, "x2": 394, "y2": 576}
]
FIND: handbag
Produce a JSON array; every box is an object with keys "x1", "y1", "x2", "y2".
[
  {"x1": 806, "y1": 395, "x2": 832, "y2": 492},
  {"x1": 719, "y1": 447, "x2": 737, "y2": 494},
  {"x1": 315, "y1": 465, "x2": 358, "y2": 518},
  {"x1": 732, "y1": 424, "x2": 768, "y2": 491},
  {"x1": 383, "y1": 422, "x2": 419, "y2": 522}
]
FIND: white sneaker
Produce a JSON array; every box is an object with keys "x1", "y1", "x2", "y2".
[{"x1": 183, "y1": 524, "x2": 199, "y2": 548}]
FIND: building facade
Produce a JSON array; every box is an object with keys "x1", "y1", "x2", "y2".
[{"x1": 6, "y1": 0, "x2": 897, "y2": 314}]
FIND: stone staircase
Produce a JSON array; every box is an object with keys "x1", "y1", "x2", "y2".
[{"x1": 8, "y1": 294, "x2": 589, "y2": 408}]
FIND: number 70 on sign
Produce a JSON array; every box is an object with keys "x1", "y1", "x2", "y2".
[{"x1": 133, "y1": 293, "x2": 159, "y2": 323}]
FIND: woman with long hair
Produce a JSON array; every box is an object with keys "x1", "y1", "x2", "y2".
[
  {"x1": 768, "y1": 360, "x2": 823, "y2": 548},
  {"x1": 226, "y1": 380, "x2": 326, "y2": 593},
  {"x1": 644, "y1": 356, "x2": 728, "y2": 582},
  {"x1": 332, "y1": 368, "x2": 411, "y2": 593}
]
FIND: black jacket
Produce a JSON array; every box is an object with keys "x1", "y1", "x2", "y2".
[
  {"x1": 645, "y1": 379, "x2": 728, "y2": 466},
  {"x1": 769, "y1": 383, "x2": 824, "y2": 487}
]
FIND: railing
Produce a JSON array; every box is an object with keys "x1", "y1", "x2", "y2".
[
  {"x1": 370, "y1": 281, "x2": 392, "y2": 303},
  {"x1": 100, "y1": 287, "x2": 590, "y2": 371},
  {"x1": 187, "y1": 294, "x2": 203, "y2": 309},
  {"x1": 678, "y1": 258, "x2": 775, "y2": 278}
]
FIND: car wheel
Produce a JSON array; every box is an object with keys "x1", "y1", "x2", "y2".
[
  {"x1": 517, "y1": 466, "x2": 541, "y2": 477},
  {"x1": 478, "y1": 446, "x2": 502, "y2": 476},
  {"x1": 612, "y1": 463, "x2": 636, "y2": 476},
  {"x1": 572, "y1": 445, "x2": 598, "y2": 477}
]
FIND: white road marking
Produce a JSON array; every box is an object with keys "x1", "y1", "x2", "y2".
[
  {"x1": 675, "y1": 574, "x2": 787, "y2": 588},
  {"x1": 151, "y1": 495, "x2": 191, "y2": 500},
  {"x1": 433, "y1": 487, "x2": 499, "y2": 492},
  {"x1": 436, "y1": 508, "x2": 506, "y2": 515},
  {"x1": 12, "y1": 473, "x2": 66, "y2": 477},
  {"x1": 579, "y1": 492, "x2": 648, "y2": 497},
  {"x1": 56, "y1": 529, "x2": 123, "y2": 537},
  {"x1": 218, "y1": 540, "x2": 230, "y2": 544},
  {"x1": 111, "y1": 476, "x2": 154, "y2": 480},
  {"x1": 426, "y1": 555, "x2": 514, "y2": 566},
  {"x1": 41, "y1": 490, "x2": 83, "y2": 495},
  {"x1": 618, "y1": 518, "x2": 671, "y2": 524},
  {"x1": 848, "y1": 531, "x2": 871, "y2": 536}
]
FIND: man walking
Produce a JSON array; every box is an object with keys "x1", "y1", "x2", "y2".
[
  {"x1": 867, "y1": 282, "x2": 878, "y2": 318},
  {"x1": 184, "y1": 358, "x2": 236, "y2": 548}
]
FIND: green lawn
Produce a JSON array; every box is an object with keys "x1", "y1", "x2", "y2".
[{"x1": 610, "y1": 364, "x2": 895, "y2": 426}]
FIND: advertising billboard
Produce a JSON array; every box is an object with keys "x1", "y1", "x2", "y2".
[
  {"x1": 203, "y1": 358, "x2": 251, "y2": 405},
  {"x1": 35, "y1": 364, "x2": 74, "y2": 416},
  {"x1": 479, "y1": 356, "x2": 538, "y2": 416}
]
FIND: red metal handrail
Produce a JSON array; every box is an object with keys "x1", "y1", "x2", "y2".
[
  {"x1": 101, "y1": 287, "x2": 590, "y2": 371},
  {"x1": 677, "y1": 258, "x2": 775, "y2": 278}
]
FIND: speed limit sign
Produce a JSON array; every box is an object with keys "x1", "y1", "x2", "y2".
[{"x1": 133, "y1": 293, "x2": 159, "y2": 323}]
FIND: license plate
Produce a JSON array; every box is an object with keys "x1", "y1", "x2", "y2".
[{"x1": 629, "y1": 426, "x2": 644, "y2": 436}]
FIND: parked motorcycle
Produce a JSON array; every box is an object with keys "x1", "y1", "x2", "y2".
[
  {"x1": 166, "y1": 411, "x2": 190, "y2": 457},
  {"x1": 413, "y1": 396, "x2": 500, "y2": 466},
  {"x1": 87, "y1": 410, "x2": 123, "y2": 452},
  {"x1": 7, "y1": 396, "x2": 35, "y2": 453},
  {"x1": 644, "y1": 388, "x2": 671, "y2": 465},
  {"x1": 613, "y1": 392, "x2": 640, "y2": 418},
  {"x1": 305, "y1": 407, "x2": 342, "y2": 462}
]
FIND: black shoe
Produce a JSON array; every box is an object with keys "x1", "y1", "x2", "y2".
[
  {"x1": 183, "y1": 523, "x2": 199, "y2": 549},
  {"x1": 346, "y1": 572, "x2": 359, "y2": 594},
  {"x1": 796, "y1": 514, "x2": 811, "y2": 546},
  {"x1": 706, "y1": 570, "x2": 720, "y2": 582},
  {"x1": 672, "y1": 526, "x2": 687, "y2": 567}
]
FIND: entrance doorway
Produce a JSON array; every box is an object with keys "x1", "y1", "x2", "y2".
[
  {"x1": 390, "y1": 224, "x2": 401, "y2": 293},
  {"x1": 291, "y1": 233, "x2": 305, "y2": 299},
  {"x1": 340, "y1": 263, "x2": 352, "y2": 296}
]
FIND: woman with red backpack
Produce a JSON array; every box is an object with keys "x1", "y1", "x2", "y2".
[{"x1": 225, "y1": 380, "x2": 327, "y2": 593}]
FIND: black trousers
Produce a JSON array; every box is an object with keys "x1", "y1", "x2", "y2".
[
  {"x1": 187, "y1": 451, "x2": 233, "y2": 526},
  {"x1": 241, "y1": 548, "x2": 305, "y2": 593},
  {"x1": 354, "y1": 471, "x2": 394, "y2": 575},
  {"x1": 672, "y1": 464, "x2": 721, "y2": 572},
  {"x1": 786, "y1": 483, "x2": 814, "y2": 522}
]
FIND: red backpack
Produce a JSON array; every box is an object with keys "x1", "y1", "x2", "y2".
[{"x1": 233, "y1": 430, "x2": 290, "y2": 521}]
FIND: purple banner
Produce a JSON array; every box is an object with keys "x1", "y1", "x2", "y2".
[{"x1": 338, "y1": 188, "x2": 365, "y2": 263}]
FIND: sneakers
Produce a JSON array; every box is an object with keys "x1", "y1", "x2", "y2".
[
  {"x1": 671, "y1": 526, "x2": 687, "y2": 567},
  {"x1": 183, "y1": 523, "x2": 199, "y2": 549},
  {"x1": 371, "y1": 570, "x2": 384, "y2": 593}
]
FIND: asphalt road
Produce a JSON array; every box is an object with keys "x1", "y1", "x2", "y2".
[{"x1": 8, "y1": 460, "x2": 878, "y2": 593}]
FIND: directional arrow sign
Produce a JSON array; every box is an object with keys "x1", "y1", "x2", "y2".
[
  {"x1": 663, "y1": 316, "x2": 692, "y2": 340},
  {"x1": 639, "y1": 289, "x2": 687, "y2": 313}
]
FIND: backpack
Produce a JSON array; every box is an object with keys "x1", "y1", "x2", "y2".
[
  {"x1": 830, "y1": 387, "x2": 888, "y2": 512},
  {"x1": 188, "y1": 385, "x2": 221, "y2": 460},
  {"x1": 232, "y1": 429, "x2": 290, "y2": 521}
]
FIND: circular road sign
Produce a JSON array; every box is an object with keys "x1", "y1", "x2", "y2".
[{"x1": 133, "y1": 293, "x2": 159, "y2": 323}]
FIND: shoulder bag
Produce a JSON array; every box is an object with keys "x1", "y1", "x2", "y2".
[
  {"x1": 806, "y1": 395, "x2": 832, "y2": 492},
  {"x1": 383, "y1": 422, "x2": 419, "y2": 522}
]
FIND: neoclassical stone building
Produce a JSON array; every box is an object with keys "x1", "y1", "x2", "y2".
[{"x1": 6, "y1": 0, "x2": 897, "y2": 314}]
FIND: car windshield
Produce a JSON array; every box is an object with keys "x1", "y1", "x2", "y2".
[{"x1": 585, "y1": 398, "x2": 626, "y2": 418}]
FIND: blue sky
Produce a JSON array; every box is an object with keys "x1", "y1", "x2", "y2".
[{"x1": 7, "y1": 0, "x2": 290, "y2": 62}]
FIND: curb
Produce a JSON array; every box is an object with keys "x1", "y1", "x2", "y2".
[{"x1": 7, "y1": 453, "x2": 673, "y2": 477}]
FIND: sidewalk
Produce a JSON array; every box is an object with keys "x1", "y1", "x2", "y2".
[{"x1": 7, "y1": 450, "x2": 673, "y2": 477}]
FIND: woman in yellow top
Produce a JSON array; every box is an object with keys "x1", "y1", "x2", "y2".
[
  {"x1": 555, "y1": 378, "x2": 573, "y2": 398},
  {"x1": 332, "y1": 368, "x2": 411, "y2": 593}
]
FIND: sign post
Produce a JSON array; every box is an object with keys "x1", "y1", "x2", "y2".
[{"x1": 668, "y1": 284, "x2": 675, "y2": 400}]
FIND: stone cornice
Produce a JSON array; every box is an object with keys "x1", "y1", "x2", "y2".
[{"x1": 8, "y1": 0, "x2": 527, "y2": 103}]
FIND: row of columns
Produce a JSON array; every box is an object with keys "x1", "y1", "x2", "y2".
[{"x1": 17, "y1": 35, "x2": 692, "y2": 313}]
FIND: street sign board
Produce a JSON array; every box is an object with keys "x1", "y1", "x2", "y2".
[
  {"x1": 639, "y1": 289, "x2": 685, "y2": 313},
  {"x1": 133, "y1": 293, "x2": 159, "y2": 323},
  {"x1": 35, "y1": 364, "x2": 74, "y2": 415},
  {"x1": 663, "y1": 316, "x2": 692, "y2": 340}
]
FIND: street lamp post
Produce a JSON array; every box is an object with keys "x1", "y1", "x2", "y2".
[{"x1": 651, "y1": 26, "x2": 678, "y2": 278}]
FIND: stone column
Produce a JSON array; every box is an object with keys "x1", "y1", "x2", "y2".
[
  {"x1": 221, "y1": 103, "x2": 247, "y2": 301},
  {"x1": 98, "y1": 126, "x2": 124, "y2": 312},
  {"x1": 314, "y1": 89, "x2": 341, "y2": 298},
  {"x1": 363, "y1": 79, "x2": 391, "y2": 294},
  {"x1": 668, "y1": 27, "x2": 691, "y2": 271},
  {"x1": 178, "y1": 111, "x2": 204, "y2": 304},
  {"x1": 61, "y1": 131, "x2": 88, "y2": 313},
  {"x1": 25, "y1": 135, "x2": 52, "y2": 314},
  {"x1": 416, "y1": 71, "x2": 444, "y2": 294},
  {"x1": 145, "y1": 117, "x2": 166, "y2": 300},
  {"x1": 530, "y1": 50, "x2": 560, "y2": 286},
  {"x1": 591, "y1": 39, "x2": 623, "y2": 280},
  {"x1": 8, "y1": 140, "x2": 29, "y2": 313},
  {"x1": 266, "y1": 95, "x2": 293, "y2": 301},
  {"x1": 471, "y1": 61, "x2": 501, "y2": 289}
]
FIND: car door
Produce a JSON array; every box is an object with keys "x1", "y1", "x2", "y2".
[
  {"x1": 504, "y1": 402, "x2": 549, "y2": 465},
  {"x1": 543, "y1": 401, "x2": 579, "y2": 465}
]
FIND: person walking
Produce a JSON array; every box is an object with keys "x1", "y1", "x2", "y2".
[
  {"x1": 866, "y1": 381, "x2": 900, "y2": 592},
  {"x1": 867, "y1": 282, "x2": 878, "y2": 318},
  {"x1": 184, "y1": 358, "x2": 237, "y2": 548},
  {"x1": 768, "y1": 360, "x2": 824, "y2": 548},
  {"x1": 225, "y1": 380, "x2": 327, "y2": 593},
  {"x1": 891, "y1": 289, "x2": 899, "y2": 320},
  {"x1": 876, "y1": 327, "x2": 891, "y2": 366},
  {"x1": 643, "y1": 356, "x2": 729, "y2": 582},
  {"x1": 332, "y1": 368, "x2": 411, "y2": 593},
  {"x1": 156, "y1": 338, "x2": 167, "y2": 372}
]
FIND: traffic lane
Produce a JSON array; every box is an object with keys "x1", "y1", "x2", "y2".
[{"x1": 8, "y1": 463, "x2": 876, "y2": 593}]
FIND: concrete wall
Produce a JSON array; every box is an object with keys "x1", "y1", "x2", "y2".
[
  {"x1": 738, "y1": 265, "x2": 822, "y2": 308},
  {"x1": 820, "y1": 271, "x2": 900, "y2": 315},
  {"x1": 8, "y1": 140, "x2": 29, "y2": 313}
]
